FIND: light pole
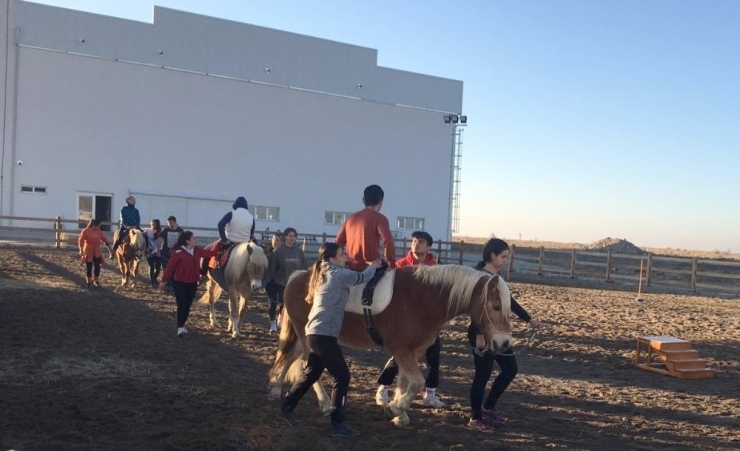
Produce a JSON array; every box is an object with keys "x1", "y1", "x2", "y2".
[{"x1": 444, "y1": 114, "x2": 466, "y2": 243}]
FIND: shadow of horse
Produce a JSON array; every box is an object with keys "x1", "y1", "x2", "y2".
[{"x1": 113, "y1": 228, "x2": 146, "y2": 287}]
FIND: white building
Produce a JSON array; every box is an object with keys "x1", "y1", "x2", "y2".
[{"x1": 0, "y1": 0, "x2": 464, "y2": 242}]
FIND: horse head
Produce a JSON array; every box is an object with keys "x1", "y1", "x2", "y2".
[
  {"x1": 128, "y1": 228, "x2": 147, "y2": 258},
  {"x1": 471, "y1": 274, "x2": 513, "y2": 354},
  {"x1": 245, "y1": 242, "x2": 268, "y2": 290}
]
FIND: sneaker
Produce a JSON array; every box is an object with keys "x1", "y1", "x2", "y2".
[
  {"x1": 279, "y1": 409, "x2": 298, "y2": 427},
  {"x1": 481, "y1": 408, "x2": 506, "y2": 425},
  {"x1": 467, "y1": 418, "x2": 493, "y2": 432},
  {"x1": 269, "y1": 321, "x2": 278, "y2": 333},
  {"x1": 422, "y1": 392, "x2": 446, "y2": 408},
  {"x1": 177, "y1": 327, "x2": 187, "y2": 337},
  {"x1": 375, "y1": 386, "x2": 390, "y2": 406},
  {"x1": 93, "y1": 281, "x2": 101, "y2": 288},
  {"x1": 331, "y1": 422, "x2": 359, "y2": 437}
]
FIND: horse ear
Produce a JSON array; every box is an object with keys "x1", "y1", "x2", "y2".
[{"x1": 247, "y1": 244, "x2": 253, "y2": 255}]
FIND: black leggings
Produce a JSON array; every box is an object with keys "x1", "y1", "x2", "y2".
[
  {"x1": 85, "y1": 258, "x2": 102, "y2": 278},
  {"x1": 377, "y1": 336, "x2": 441, "y2": 389},
  {"x1": 173, "y1": 281, "x2": 198, "y2": 328},
  {"x1": 147, "y1": 256, "x2": 162, "y2": 284},
  {"x1": 265, "y1": 282, "x2": 284, "y2": 321},
  {"x1": 470, "y1": 349, "x2": 518, "y2": 420},
  {"x1": 282, "y1": 335, "x2": 350, "y2": 424}
]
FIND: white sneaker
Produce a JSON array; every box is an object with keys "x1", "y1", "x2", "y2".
[
  {"x1": 269, "y1": 321, "x2": 278, "y2": 333},
  {"x1": 177, "y1": 327, "x2": 188, "y2": 337},
  {"x1": 423, "y1": 392, "x2": 446, "y2": 408},
  {"x1": 375, "y1": 385, "x2": 390, "y2": 406}
]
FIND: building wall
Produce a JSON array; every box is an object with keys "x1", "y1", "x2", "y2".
[{"x1": 1, "y1": 0, "x2": 463, "y2": 243}]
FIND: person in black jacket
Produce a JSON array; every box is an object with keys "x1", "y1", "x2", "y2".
[{"x1": 467, "y1": 238, "x2": 549, "y2": 431}]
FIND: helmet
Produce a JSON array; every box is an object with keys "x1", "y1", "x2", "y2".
[{"x1": 126, "y1": 196, "x2": 136, "y2": 205}]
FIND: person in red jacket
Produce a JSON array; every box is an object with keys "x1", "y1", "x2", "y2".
[
  {"x1": 336, "y1": 184, "x2": 397, "y2": 270},
  {"x1": 374, "y1": 231, "x2": 445, "y2": 408},
  {"x1": 160, "y1": 231, "x2": 216, "y2": 337}
]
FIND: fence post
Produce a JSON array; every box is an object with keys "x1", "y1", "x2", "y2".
[
  {"x1": 55, "y1": 216, "x2": 62, "y2": 249},
  {"x1": 436, "y1": 239, "x2": 442, "y2": 264},
  {"x1": 508, "y1": 244, "x2": 515, "y2": 277},
  {"x1": 569, "y1": 249, "x2": 576, "y2": 278},
  {"x1": 458, "y1": 241, "x2": 464, "y2": 265},
  {"x1": 322, "y1": 233, "x2": 327, "y2": 244},
  {"x1": 538, "y1": 246, "x2": 544, "y2": 276},
  {"x1": 646, "y1": 253, "x2": 653, "y2": 287},
  {"x1": 605, "y1": 250, "x2": 612, "y2": 282},
  {"x1": 690, "y1": 258, "x2": 698, "y2": 292}
]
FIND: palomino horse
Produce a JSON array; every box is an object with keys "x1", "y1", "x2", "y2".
[
  {"x1": 268, "y1": 264, "x2": 512, "y2": 426},
  {"x1": 197, "y1": 242, "x2": 268, "y2": 338},
  {"x1": 113, "y1": 228, "x2": 147, "y2": 286}
]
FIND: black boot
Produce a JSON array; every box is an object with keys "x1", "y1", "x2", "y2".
[
  {"x1": 211, "y1": 268, "x2": 228, "y2": 293},
  {"x1": 279, "y1": 396, "x2": 298, "y2": 427},
  {"x1": 330, "y1": 407, "x2": 358, "y2": 437}
]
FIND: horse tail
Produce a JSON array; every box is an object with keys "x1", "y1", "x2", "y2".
[{"x1": 268, "y1": 310, "x2": 302, "y2": 382}]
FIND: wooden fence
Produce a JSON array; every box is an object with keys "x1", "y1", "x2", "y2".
[{"x1": 1, "y1": 215, "x2": 739, "y2": 295}]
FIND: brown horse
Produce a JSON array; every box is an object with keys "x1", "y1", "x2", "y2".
[
  {"x1": 197, "y1": 242, "x2": 268, "y2": 338},
  {"x1": 113, "y1": 228, "x2": 146, "y2": 286},
  {"x1": 268, "y1": 264, "x2": 512, "y2": 426}
]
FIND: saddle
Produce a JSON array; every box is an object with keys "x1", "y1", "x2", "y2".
[{"x1": 207, "y1": 240, "x2": 235, "y2": 270}]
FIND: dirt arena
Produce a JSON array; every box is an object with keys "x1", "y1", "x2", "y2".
[{"x1": 1, "y1": 247, "x2": 738, "y2": 451}]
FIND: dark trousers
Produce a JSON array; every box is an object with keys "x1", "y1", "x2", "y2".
[
  {"x1": 470, "y1": 349, "x2": 518, "y2": 420},
  {"x1": 282, "y1": 335, "x2": 350, "y2": 425},
  {"x1": 85, "y1": 258, "x2": 102, "y2": 278},
  {"x1": 173, "y1": 281, "x2": 198, "y2": 328},
  {"x1": 265, "y1": 282, "x2": 284, "y2": 321},
  {"x1": 147, "y1": 255, "x2": 162, "y2": 285},
  {"x1": 377, "y1": 336, "x2": 441, "y2": 389}
]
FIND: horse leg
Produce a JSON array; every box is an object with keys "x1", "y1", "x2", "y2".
[
  {"x1": 206, "y1": 279, "x2": 220, "y2": 328},
  {"x1": 228, "y1": 293, "x2": 242, "y2": 338},
  {"x1": 388, "y1": 353, "x2": 425, "y2": 427}
]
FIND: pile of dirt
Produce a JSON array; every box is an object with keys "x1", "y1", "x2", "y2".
[{"x1": 584, "y1": 237, "x2": 646, "y2": 255}]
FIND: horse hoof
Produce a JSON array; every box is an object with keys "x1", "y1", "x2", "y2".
[
  {"x1": 383, "y1": 405, "x2": 394, "y2": 420},
  {"x1": 391, "y1": 416, "x2": 409, "y2": 427}
]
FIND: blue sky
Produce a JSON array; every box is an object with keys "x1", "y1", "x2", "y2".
[{"x1": 32, "y1": 0, "x2": 740, "y2": 251}]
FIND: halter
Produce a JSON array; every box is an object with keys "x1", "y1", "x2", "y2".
[{"x1": 473, "y1": 274, "x2": 511, "y2": 355}]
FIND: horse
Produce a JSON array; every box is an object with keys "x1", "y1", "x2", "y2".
[
  {"x1": 197, "y1": 241, "x2": 269, "y2": 338},
  {"x1": 268, "y1": 264, "x2": 512, "y2": 427},
  {"x1": 113, "y1": 228, "x2": 147, "y2": 286}
]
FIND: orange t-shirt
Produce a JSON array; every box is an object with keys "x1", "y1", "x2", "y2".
[
  {"x1": 336, "y1": 208, "x2": 396, "y2": 270},
  {"x1": 78, "y1": 228, "x2": 109, "y2": 262}
]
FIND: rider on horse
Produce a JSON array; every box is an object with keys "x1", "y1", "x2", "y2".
[
  {"x1": 210, "y1": 196, "x2": 256, "y2": 291},
  {"x1": 111, "y1": 196, "x2": 141, "y2": 256}
]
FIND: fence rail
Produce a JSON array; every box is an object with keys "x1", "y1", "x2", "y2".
[{"x1": 1, "y1": 215, "x2": 739, "y2": 294}]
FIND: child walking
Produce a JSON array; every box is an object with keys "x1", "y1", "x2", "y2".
[
  {"x1": 78, "y1": 219, "x2": 113, "y2": 287},
  {"x1": 279, "y1": 242, "x2": 381, "y2": 437},
  {"x1": 160, "y1": 231, "x2": 215, "y2": 337}
]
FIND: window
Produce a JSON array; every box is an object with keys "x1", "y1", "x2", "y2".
[
  {"x1": 21, "y1": 185, "x2": 46, "y2": 194},
  {"x1": 397, "y1": 216, "x2": 425, "y2": 230},
  {"x1": 325, "y1": 211, "x2": 351, "y2": 225},
  {"x1": 249, "y1": 205, "x2": 280, "y2": 221}
]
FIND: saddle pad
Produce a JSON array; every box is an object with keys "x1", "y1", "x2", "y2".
[{"x1": 345, "y1": 269, "x2": 396, "y2": 315}]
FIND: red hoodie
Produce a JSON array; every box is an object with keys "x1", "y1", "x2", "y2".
[
  {"x1": 161, "y1": 246, "x2": 215, "y2": 284},
  {"x1": 395, "y1": 250, "x2": 437, "y2": 268}
]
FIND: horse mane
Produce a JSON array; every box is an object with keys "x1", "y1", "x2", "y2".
[
  {"x1": 129, "y1": 229, "x2": 146, "y2": 249},
  {"x1": 225, "y1": 242, "x2": 268, "y2": 281},
  {"x1": 412, "y1": 265, "x2": 511, "y2": 318}
]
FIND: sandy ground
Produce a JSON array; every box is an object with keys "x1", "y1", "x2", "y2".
[{"x1": 1, "y1": 247, "x2": 738, "y2": 451}]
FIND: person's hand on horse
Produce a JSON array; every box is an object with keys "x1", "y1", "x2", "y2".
[{"x1": 368, "y1": 258, "x2": 383, "y2": 269}]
